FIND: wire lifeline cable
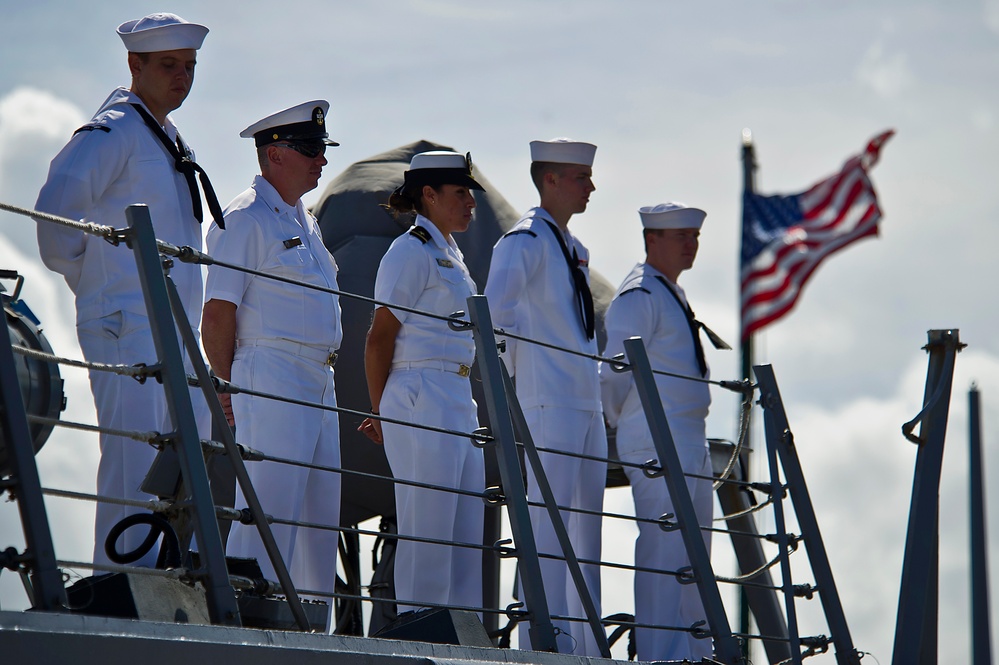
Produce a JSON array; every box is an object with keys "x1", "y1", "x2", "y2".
[
  {"x1": 206, "y1": 437, "x2": 492, "y2": 503},
  {"x1": 254, "y1": 449, "x2": 490, "y2": 502},
  {"x1": 261, "y1": 516, "x2": 503, "y2": 557},
  {"x1": 31, "y1": 419, "x2": 492, "y2": 518},
  {"x1": 172, "y1": 244, "x2": 471, "y2": 328},
  {"x1": 193, "y1": 373, "x2": 493, "y2": 445},
  {"x1": 1, "y1": 202, "x2": 118, "y2": 242},
  {"x1": 10, "y1": 344, "x2": 159, "y2": 380},
  {"x1": 54, "y1": 558, "x2": 188, "y2": 580},
  {"x1": 39, "y1": 487, "x2": 172, "y2": 513},
  {"x1": 28, "y1": 414, "x2": 160, "y2": 444},
  {"x1": 281, "y1": 583, "x2": 512, "y2": 619}
]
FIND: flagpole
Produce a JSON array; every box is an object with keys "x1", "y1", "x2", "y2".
[
  {"x1": 740, "y1": 128, "x2": 756, "y2": 386},
  {"x1": 738, "y1": 128, "x2": 757, "y2": 656}
]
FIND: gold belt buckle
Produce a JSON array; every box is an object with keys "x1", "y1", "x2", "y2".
[
  {"x1": 326, "y1": 352, "x2": 338, "y2": 367},
  {"x1": 457, "y1": 364, "x2": 471, "y2": 377}
]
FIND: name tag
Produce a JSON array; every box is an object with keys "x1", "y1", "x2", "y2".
[
  {"x1": 283, "y1": 236, "x2": 303, "y2": 249},
  {"x1": 436, "y1": 258, "x2": 454, "y2": 268}
]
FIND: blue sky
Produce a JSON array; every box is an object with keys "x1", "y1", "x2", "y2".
[{"x1": 2, "y1": 2, "x2": 999, "y2": 661}]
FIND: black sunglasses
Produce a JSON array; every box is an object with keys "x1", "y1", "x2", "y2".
[{"x1": 275, "y1": 142, "x2": 326, "y2": 159}]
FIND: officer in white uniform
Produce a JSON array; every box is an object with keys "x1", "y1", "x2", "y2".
[
  {"x1": 360, "y1": 151, "x2": 485, "y2": 615},
  {"x1": 34, "y1": 13, "x2": 214, "y2": 568},
  {"x1": 202, "y1": 101, "x2": 342, "y2": 623},
  {"x1": 600, "y1": 202, "x2": 726, "y2": 661},
  {"x1": 484, "y1": 139, "x2": 606, "y2": 655}
]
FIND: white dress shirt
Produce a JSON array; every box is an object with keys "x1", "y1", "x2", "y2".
[
  {"x1": 374, "y1": 215, "x2": 476, "y2": 366},
  {"x1": 600, "y1": 262, "x2": 711, "y2": 433},
  {"x1": 205, "y1": 175, "x2": 342, "y2": 351},
  {"x1": 35, "y1": 87, "x2": 203, "y2": 327},
  {"x1": 484, "y1": 206, "x2": 601, "y2": 411}
]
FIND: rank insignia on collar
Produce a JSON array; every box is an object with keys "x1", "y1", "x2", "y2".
[
  {"x1": 436, "y1": 258, "x2": 454, "y2": 268},
  {"x1": 409, "y1": 226, "x2": 432, "y2": 244}
]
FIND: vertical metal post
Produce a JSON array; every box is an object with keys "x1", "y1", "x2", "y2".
[
  {"x1": 125, "y1": 204, "x2": 240, "y2": 626},
  {"x1": 466, "y1": 295, "x2": 558, "y2": 652},
  {"x1": 760, "y1": 404, "x2": 802, "y2": 664},
  {"x1": 754, "y1": 364, "x2": 861, "y2": 665},
  {"x1": 892, "y1": 329, "x2": 963, "y2": 665},
  {"x1": 623, "y1": 337, "x2": 744, "y2": 664},
  {"x1": 969, "y1": 384, "x2": 992, "y2": 665},
  {"x1": 0, "y1": 312, "x2": 66, "y2": 610}
]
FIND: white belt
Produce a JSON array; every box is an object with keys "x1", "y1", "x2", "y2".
[
  {"x1": 391, "y1": 359, "x2": 472, "y2": 378},
  {"x1": 238, "y1": 338, "x2": 338, "y2": 366}
]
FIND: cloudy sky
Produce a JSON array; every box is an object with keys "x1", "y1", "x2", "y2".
[{"x1": 3, "y1": 1, "x2": 999, "y2": 662}]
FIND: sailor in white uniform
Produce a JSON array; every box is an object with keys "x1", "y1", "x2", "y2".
[
  {"x1": 484, "y1": 139, "x2": 606, "y2": 655},
  {"x1": 360, "y1": 151, "x2": 485, "y2": 615},
  {"x1": 202, "y1": 101, "x2": 342, "y2": 624},
  {"x1": 34, "y1": 13, "x2": 214, "y2": 568},
  {"x1": 600, "y1": 202, "x2": 727, "y2": 661}
]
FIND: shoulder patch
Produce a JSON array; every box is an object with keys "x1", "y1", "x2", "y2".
[
  {"x1": 409, "y1": 226, "x2": 432, "y2": 244},
  {"x1": 503, "y1": 228, "x2": 537, "y2": 238},
  {"x1": 73, "y1": 123, "x2": 111, "y2": 136},
  {"x1": 620, "y1": 286, "x2": 651, "y2": 297}
]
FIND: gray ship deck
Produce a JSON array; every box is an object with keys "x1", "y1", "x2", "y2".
[{"x1": 0, "y1": 609, "x2": 621, "y2": 665}]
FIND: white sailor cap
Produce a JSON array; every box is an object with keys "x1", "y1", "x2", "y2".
[
  {"x1": 529, "y1": 138, "x2": 597, "y2": 166},
  {"x1": 239, "y1": 100, "x2": 340, "y2": 147},
  {"x1": 639, "y1": 202, "x2": 706, "y2": 230},
  {"x1": 117, "y1": 13, "x2": 208, "y2": 53},
  {"x1": 398, "y1": 151, "x2": 484, "y2": 194}
]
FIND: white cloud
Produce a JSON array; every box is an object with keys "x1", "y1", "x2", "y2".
[
  {"x1": 857, "y1": 41, "x2": 915, "y2": 99},
  {"x1": 0, "y1": 87, "x2": 85, "y2": 254},
  {"x1": 986, "y1": 0, "x2": 999, "y2": 34},
  {"x1": 972, "y1": 108, "x2": 994, "y2": 132},
  {"x1": 0, "y1": 86, "x2": 84, "y2": 146}
]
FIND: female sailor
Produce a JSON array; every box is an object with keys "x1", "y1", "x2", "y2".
[{"x1": 360, "y1": 151, "x2": 485, "y2": 614}]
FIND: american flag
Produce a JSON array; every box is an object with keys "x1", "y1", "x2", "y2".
[{"x1": 740, "y1": 130, "x2": 894, "y2": 341}]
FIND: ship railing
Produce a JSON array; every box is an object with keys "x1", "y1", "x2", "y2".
[{"x1": 3, "y1": 200, "x2": 953, "y2": 664}]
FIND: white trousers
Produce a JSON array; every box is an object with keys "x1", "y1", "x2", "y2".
[
  {"x1": 227, "y1": 345, "x2": 341, "y2": 619},
  {"x1": 519, "y1": 406, "x2": 607, "y2": 656},
  {"x1": 77, "y1": 310, "x2": 209, "y2": 568},
  {"x1": 618, "y1": 413, "x2": 713, "y2": 662},
  {"x1": 381, "y1": 368, "x2": 484, "y2": 614}
]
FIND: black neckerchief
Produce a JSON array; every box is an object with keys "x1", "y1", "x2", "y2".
[
  {"x1": 130, "y1": 103, "x2": 225, "y2": 229},
  {"x1": 653, "y1": 275, "x2": 731, "y2": 377},
  {"x1": 542, "y1": 219, "x2": 594, "y2": 341}
]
